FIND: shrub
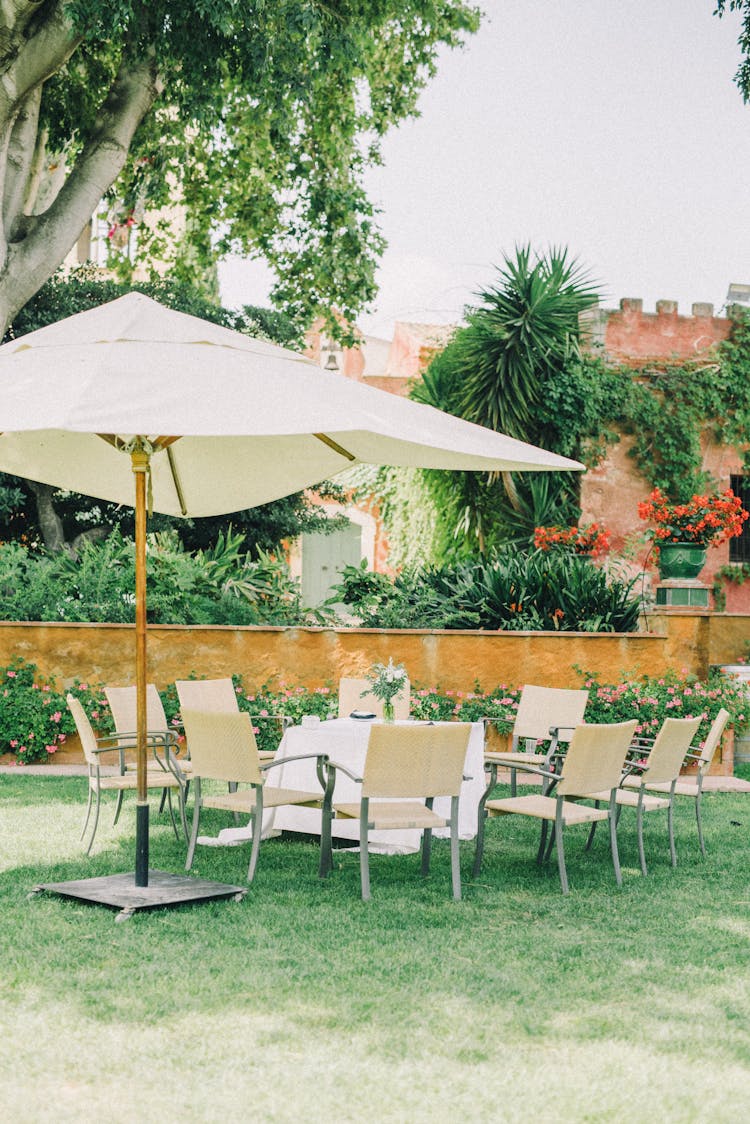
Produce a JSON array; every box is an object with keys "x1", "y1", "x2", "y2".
[
  {"x1": 332, "y1": 550, "x2": 641, "y2": 633},
  {"x1": 578, "y1": 668, "x2": 750, "y2": 743},
  {"x1": 0, "y1": 657, "x2": 71, "y2": 764}
]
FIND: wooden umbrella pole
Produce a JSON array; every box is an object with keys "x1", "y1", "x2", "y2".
[{"x1": 132, "y1": 443, "x2": 150, "y2": 887}]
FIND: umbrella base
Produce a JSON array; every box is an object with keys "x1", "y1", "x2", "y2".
[{"x1": 30, "y1": 869, "x2": 247, "y2": 921}]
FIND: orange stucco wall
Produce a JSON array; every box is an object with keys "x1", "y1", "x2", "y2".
[{"x1": 1, "y1": 615, "x2": 747, "y2": 694}]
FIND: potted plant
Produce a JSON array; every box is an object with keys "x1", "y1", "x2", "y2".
[{"x1": 637, "y1": 487, "x2": 748, "y2": 580}]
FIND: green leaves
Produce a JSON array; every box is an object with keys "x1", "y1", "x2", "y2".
[{"x1": 329, "y1": 550, "x2": 642, "y2": 633}]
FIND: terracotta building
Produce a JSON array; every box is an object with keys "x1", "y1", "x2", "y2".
[{"x1": 302, "y1": 299, "x2": 750, "y2": 612}]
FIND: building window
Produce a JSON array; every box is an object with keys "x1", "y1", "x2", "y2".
[{"x1": 730, "y1": 475, "x2": 750, "y2": 562}]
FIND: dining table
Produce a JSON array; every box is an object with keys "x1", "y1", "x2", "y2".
[{"x1": 198, "y1": 717, "x2": 485, "y2": 855}]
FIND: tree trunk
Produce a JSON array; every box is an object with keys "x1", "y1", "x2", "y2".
[{"x1": 28, "y1": 481, "x2": 67, "y2": 552}]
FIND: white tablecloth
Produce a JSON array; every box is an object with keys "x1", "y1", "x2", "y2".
[
  {"x1": 200, "y1": 718, "x2": 484, "y2": 854},
  {"x1": 267, "y1": 717, "x2": 484, "y2": 853}
]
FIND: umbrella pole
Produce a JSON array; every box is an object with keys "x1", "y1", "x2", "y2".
[{"x1": 132, "y1": 444, "x2": 150, "y2": 887}]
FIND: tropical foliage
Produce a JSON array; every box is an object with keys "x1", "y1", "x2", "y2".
[
  {"x1": 0, "y1": 530, "x2": 328, "y2": 627},
  {"x1": 330, "y1": 550, "x2": 641, "y2": 633},
  {"x1": 408, "y1": 246, "x2": 601, "y2": 557}
]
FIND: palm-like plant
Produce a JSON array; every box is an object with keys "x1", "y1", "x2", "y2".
[
  {"x1": 409, "y1": 246, "x2": 599, "y2": 556},
  {"x1": 456, "y1": 246, "x2": 600, "y2": 439}
]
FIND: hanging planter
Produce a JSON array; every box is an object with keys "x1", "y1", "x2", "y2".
[{"x1": 657, "y1": 543, "x2": 708, "y2": 581}]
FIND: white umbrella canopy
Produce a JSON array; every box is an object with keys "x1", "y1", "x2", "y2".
[
  {"x1": 0, "y1": 293, "x2": 583, "y2": 901},
  {"x1": 0, "y1": 292, "x2": 582, "y2": 516}
]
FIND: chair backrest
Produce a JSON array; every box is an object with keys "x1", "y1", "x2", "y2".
[
  {"x1": 513, "y1": 685, "x2": 589, "y2": 746},
  {"x1": 696, "y1": 708, "x2": 731, "y2": 771},
  {"x1": 66, "y1": 694, "x2": 99, "y2": 767},
  {"x1": 180, "y1": 709, "x2": 262, "y2": 784},
  {"x1": 557, "y1": 720, "x2": 638, "y2": 797},
  {"x1": 362, "y1": 722, "x2": 471, "y2": 799},
  {"x1": 640, "y1": 716, "x2": 702, "y2": 785},
  {"x1": 104, "y1": 684, "x2": 169, "y2": 741},
  {"x1": 338, "y1": 676, "x2": 411, "y2": 721},
  {"x1": 175, "y1": 678, "x2": 239, "y2": 714}
]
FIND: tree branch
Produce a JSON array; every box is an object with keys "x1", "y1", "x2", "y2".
[
  {"x1": 1, "y1": 52, "x2": 161, "y2": 324},
  {"x1": 3, "y1": 81, "x2": 39, "y2": 233},
  {"x1": 0, "y1": 2, "x2": 78, "y2": 113}
]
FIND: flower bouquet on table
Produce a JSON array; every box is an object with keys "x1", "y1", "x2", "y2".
[
  {"x1": 533, "y1": 522, "x2": 611, "y2": 558},
  {"x1": 363, "y1": 658, "x2": 408, "y2": 722}
]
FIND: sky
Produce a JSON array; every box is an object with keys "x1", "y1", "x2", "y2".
[{"x1": 218, "y1": 0, "x2": 750, "y2": 340}]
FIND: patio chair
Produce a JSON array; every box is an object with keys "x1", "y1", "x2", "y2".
[
  {"x1": 477, "y1": 719, "x2": 637, "y2": 894},
  {"x1": 180, "y1": 708, "x2": 335, "y2": 881},
  {"x1": 104, "y1": 682, "x2": 189, "y2": 838},
  {"x1": 626, "y1": 708, "x2": 730, "y2": 858},
  {"x1": 175, "y1": 677, "x2": 290, "y2": 762},
  {"x1": 330, "y1": 722, "x2": 472, "y2": 901},
  {"x1": 67, "y1": 694, "x2": 185, "y2": 855},
  {"x1": 585, "y1": 716, "x2": 701, "y2": 875},
  {"x1": 337, "y1": 676, "x2": 411, "y2": 720},
  {"x1": 473, "y1": 684, "x2": 589, "y2": 876}
]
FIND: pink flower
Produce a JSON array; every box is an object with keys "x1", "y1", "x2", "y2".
[
  {"x1": 46, "y1": 745, "x2": 57, "y2": 754},
  {"x1": 51, "y1": 711, "x2": 61, "y2": 723},
  {"x1": 7, "y1": 671, "x2": 16, "y2": 678},
  {"x1": 9, "y1": 739, "x2": 17, "y2": 748}
]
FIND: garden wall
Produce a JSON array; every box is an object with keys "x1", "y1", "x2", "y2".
[{"x1": 0, "y1": 611, "x2": 747, "y2": 692}]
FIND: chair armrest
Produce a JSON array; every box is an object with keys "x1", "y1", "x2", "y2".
[
  {"x1": 323, "y1": 758, "x2": 363, "y2": 784},
  {"x1": 683, "y1": 750, "x2": 703, "y2": 762},
  {"x1": 260, "y1": 751, "x2": 329, "y2": 773}
]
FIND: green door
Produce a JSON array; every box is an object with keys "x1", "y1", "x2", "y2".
[{"x1": 301, "y1": 522, "x2": 363, "y2": 606}]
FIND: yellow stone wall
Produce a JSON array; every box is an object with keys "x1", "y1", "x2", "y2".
[{"x1": 0, "y1": 612, "x2": 746, "y2": 692}]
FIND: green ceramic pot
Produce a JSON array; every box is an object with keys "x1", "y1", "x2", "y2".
[{"x1": 657, "y1": 542, "x2": 707, "y2": 581}]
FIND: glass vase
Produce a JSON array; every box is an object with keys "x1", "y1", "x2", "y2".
[{"x1": 383, "y1": 699, "x2": 395, "y2": 723}]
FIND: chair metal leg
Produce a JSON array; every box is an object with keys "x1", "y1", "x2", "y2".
[
  {"x1": 544, "y1": 823, "x2": 556, "y2": 863},
  {"x1": 421, "y1": 829, "x2": 433, "y2": 876},
  {"x1": 246, "y1": 789, "x2": 263, "y2": 883},
  {"x1": 112, "y1": 790, "x2": 124, "y2": 825},
  {"x1": 609, "y1": 792, "x2": 622, "y2": 887},
  {"x1": 668, "y1": 790, "x2": 677, "y2": 867},
  {"x1": 696, "y1": 789, "x2": 706, "y2": 857},
  {"x1": 637, "y1": 790, "x2": 648, "y2": 876},
  {"x1": 554, "y1": 801, "x2": 569, "y2": 895},
  {"x1": 449, "y1": 795, "x2": 461, "y2": 901},
  {"x1": 359, "y1": 800, "x2": 371, "y2": 901},
  {"x1": 421, "y1": 797, "x2": 434, "y2": 876},
  {"x1": 472, "y1": 763, "x2": 496, "y2": 878},
  {"x1": 584, "y1": 801, "x2": 601, "y2": 852},
  {"x1": 318, "y1": 760, "x2": 335, "y2": 878},
  {"x1": 80, "y1": 784, "x2": 94, "y2": 841},
  {"x1": 165, "y1": 788, "x2": 180, "y2": 840},
  {"x1": 510, "y1": 766, "x2": 517, "y2": 797},
  {"x1": 85, "y1": 787, "x2": 103, "y2": 855},
  {"x1": 158, "y1": 788, "x2": 167, "y2": 814},
  {"x1": 185, "y1": 781, "x2": 202, "y2": 870}
]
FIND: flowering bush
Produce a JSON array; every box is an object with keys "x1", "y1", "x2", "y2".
[
  {"x1": 0, "y1": 657, "x2": 71, "y2": 764},
  {"x1": 579, "y1": 668, "x2": 749, "y2": 742},
  {"x1": 534, "y1": 523, "x2": 611, "y2": 558},
  {"x1": 637, "y1": 488, "x2": 748, "y2": 548}
]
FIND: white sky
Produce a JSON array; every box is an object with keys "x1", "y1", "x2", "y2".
[{"x1": 219, "y1": 0, "x2": 750, "y2": 340}]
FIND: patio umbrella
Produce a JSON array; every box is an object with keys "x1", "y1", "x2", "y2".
[{"x1": 0, "y1": 293, "x2": 583, "y2": 908}]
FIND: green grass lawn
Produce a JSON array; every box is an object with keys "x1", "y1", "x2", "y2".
[{"x1": 2, "y1": 773, "x2": 750, "y2": 1123}]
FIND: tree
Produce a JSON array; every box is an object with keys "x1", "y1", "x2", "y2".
[
  {"x1": 0, "y1": 1, "x2": 479, "y2": 338},
  {"x1": 716, "y1": 2, "x2": 750, "y2": 98},
  {"x1": 0, "y1": 269, "x2": 347, "y2": 553},
  {"x1": 408, "y1": 246, "x2": 601, "y2": 558}
]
